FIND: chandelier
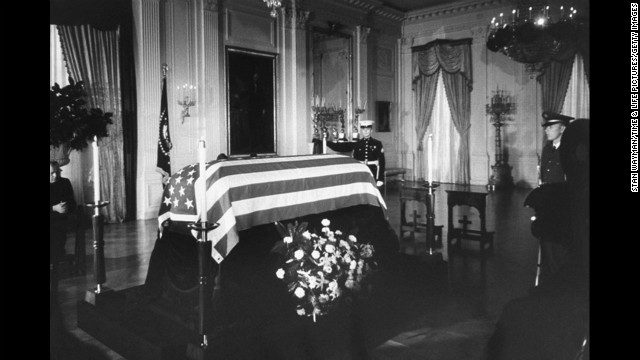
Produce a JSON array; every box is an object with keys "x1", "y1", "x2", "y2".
[
  {"x1": 263, "y1": 0, "x2": 282, "y2": 18},
  {"x1": 486, "y1": 2, "x2": 588, "y2": 74}
]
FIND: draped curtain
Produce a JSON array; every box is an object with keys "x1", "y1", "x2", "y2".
[
  {"x1": 536, "y1": 55, "x2": 575, "y2": 115},
  {"x1": 412, "y1": 39, "x2": 473, "y2": 184},
  {"x1": 51, "y1": 0, "x2": 136, "y2": 222},
  {"x1": 58, "y1": 25, "x2": 125, "y2": 223},
  {"x1": 561, "y1": 53, "x2": 590, "y2": 119}
]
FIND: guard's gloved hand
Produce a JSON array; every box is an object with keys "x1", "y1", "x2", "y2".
[{"x1": 376, "y1": 181, "x2": 383, "y2": 187}]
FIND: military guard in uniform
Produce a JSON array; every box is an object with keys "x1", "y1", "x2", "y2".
[
  {"x1": 527, "y1": 111, "x2": 575, "y2": 286},
  {"x1": 326, "y1": 120, "x2": 386, "y2": 187},
  {"x1": 540, "y1": 111, "x2": 574, "y2": 184}
]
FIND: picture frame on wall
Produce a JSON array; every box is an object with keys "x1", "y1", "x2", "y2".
[
  {"x1": 376, "y1": 101, "x2": 391, "y2": 132},
  {"x1": 226, "y1": 47, "x2": 277, "y2": 157}
]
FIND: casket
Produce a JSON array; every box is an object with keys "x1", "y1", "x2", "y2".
[{"x1": 144, "y1": 154, "x2": 400, "y2": 329}]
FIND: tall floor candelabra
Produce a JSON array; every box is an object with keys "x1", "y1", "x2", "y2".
[{"x1": 486, "y1": 88, "x2": 515, "y2": 190}]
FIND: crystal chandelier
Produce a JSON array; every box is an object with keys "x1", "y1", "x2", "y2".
[
  {"x1": 263, "y1": 0, "x2": 282, "y2": 18},
  {"x1": 486, "y1": 2, "x2": 588, "y2": 74}
]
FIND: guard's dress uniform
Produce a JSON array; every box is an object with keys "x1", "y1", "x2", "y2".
[
  {"x1": 531, "y1": 111, "x2": 574, "y2": 286},
  {"x1": 327, "y1": 137, "x2": 386, "y2": 184},
  {"x1": 540, "y1": 142, "x2": 565, "y2": 184}
]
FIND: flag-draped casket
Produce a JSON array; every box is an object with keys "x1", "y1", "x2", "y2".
[{"x1": 144, "y1": 154, "x2": 399, "y2": 323}]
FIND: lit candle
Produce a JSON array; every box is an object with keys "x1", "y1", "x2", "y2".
[
  {"x1": 363, "y1": 99, "x2": 367, "y2": 110},
  {"x1": 528, "y1": 7, "x2": 532, "y2": 20},
  {"x1": 93, "y1": 136, "x2": 100, "y2": 203},
  {"x1": 198, "y1": 139, "x2": 207, "y2": 223},
  {"x1": 427, "y1": 134, "x2": 433, "y2": 184},
  {"x1": 322, "y1": 133, "x2": 327, "y2": 154},
  {"x1": 512, "y1": 9, "x2": 515, "y2": 23}
]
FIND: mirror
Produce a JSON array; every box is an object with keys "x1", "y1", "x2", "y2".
[{"x1": 311, "y1": 23, "x2": 354, "y2": 142}]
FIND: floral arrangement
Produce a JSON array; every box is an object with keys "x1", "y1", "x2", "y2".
[{"x1": 272, "y1": 219, "x2": 376, "y2": 322}]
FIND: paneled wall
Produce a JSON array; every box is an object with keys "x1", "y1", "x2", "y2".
[
  {"x1": 399, "y1": 0, "x2": 543, "y2": 187},
  {"x1": 133, "y1": 0, "x2": 402, "y2": 219}
]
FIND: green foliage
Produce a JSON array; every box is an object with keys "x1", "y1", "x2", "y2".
[{"x1": 50, "y1": 77, "x2": 113, "y2": 151}]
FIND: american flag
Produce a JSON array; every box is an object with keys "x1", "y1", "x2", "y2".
[
  {"x1": 158, "y1": 154, "x2": 387, "y2": 264},
  {"x1": 156, "y1": 77, "x2": 172, "y2": 182}
]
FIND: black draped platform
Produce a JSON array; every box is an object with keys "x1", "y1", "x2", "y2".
[{"x1": 78, "y1": 156, "x2": 448, "y2": 359}]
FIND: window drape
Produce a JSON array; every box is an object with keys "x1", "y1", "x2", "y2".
[
  {"x1": 561, "y1": 53, "x2": 590, "y2": 119},
  {"x1": 412, "y1": 39, "x2": 472, "y2": 184},
  {"x1": 536, "y1": 55, "x2": 575, "y2": 115},
  {"x1": 58, "y1": 25, "x2": 126, "y2": 223}
]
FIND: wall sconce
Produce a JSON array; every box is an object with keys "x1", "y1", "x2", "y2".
[{"x1": 177, "y1": 83, "x2": 196, "y2": 123}]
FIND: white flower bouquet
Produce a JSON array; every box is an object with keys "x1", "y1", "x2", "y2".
[{"x1": 272, "y1": 219, "x2": 376, "y2": 322}]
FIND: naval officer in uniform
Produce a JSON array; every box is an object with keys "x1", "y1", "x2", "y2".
[{"x1": 326, "y1": 120, "x2": 386, "y2": 187}]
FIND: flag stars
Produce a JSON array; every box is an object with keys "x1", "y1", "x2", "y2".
[
  {"x1": 185, "y1": 198, "x2": 193, "y2": 209},
  {"x1": 186, "y1": 176, "x2": 194, "y2": 185},
  {"x1": 188, "y1": 169, "x2": 196, "y2": 176},
  {"x1": 169, "y1": 185, "x2": 175, "y2": 195},
  {"x1": 163, "y1": 196, "x2": 172, "y2": 206},
  {"x1": 174, "y1": 175, "x2": 183, "y2": 184},
  {"x1": 173, "y1": 197, "x2": 180, "y2": 207},
  {"x1": 179, "y1": 186, "x2": 186, "y2": 197}
]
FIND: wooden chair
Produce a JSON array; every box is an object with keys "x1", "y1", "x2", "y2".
[{"x1": 446, "y1": 190, "x2": 494, "y2": 255}]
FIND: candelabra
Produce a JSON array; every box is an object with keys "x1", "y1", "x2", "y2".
[
  {"x1": 263, "y1": 0, "x2": 282, "y2": 18},
  {"x1": 177, "y1": 84, "x2": 196, "y2": 124},
  {"x1": 486, "y1": 88, "x2": 515, "y2": 190},
  {"x1": 311, "y1": 102, "x2": 346, "y2": 143}
]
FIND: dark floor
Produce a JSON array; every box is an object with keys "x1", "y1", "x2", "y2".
[{"x1": 53, "y1": 183, "x2": 561, "y2": 360}]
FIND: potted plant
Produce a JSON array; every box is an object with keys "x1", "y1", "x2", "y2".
[{"x1": 50, "y1": 77, "x2": 113, "y2": 165}]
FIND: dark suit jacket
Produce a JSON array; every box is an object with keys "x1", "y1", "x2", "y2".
[{"x1": 50, "y1": 178, "x2": 76, "y2": 230}]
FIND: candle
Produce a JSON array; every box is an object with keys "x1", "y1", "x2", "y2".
[
  {"x1": 322, "y1": 134, "x2": 327, "y2": 154},
  {"x1": 93, "y1": 136, "x2": 100, "y2": 203},
  {"x1": 427, "y1": 134, "x2": 433, "y2": 184},
  {"x1": 198, "y1": 139, "x2": 207, "y2": 223}
]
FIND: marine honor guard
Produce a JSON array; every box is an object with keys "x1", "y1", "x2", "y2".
[{"x1": 326, "y1": 120, "x2": 386, "y2": 187}]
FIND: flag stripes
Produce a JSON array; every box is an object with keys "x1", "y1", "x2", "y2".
[{"x1": 158, "y1": 154, "x2": 386, "y2": 263}]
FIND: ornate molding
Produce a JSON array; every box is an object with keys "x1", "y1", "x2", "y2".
[
  {"x1": 204, "y1": 0, "x2": 219, "y2": 12},
  {"x1": 405, "y1": 0, "x2": 506, "y2": 23},
  {"x1": 285, "y1": 7, "x2": 311, "y2": 30},
  {"x1": 358, "y1": 25, "x2": 371, "y2": 43}
]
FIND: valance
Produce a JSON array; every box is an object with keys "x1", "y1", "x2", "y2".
[{"x1": 412, "y1": 39, "x2": 473, "y2": 85}]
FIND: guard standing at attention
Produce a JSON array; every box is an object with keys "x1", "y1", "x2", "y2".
[
  {"x1": 540, "y1": 111, "x2": 574, "y2": 184},
  {"x1": 326, "y1": 120, "x2": 386, "y2": 187}
]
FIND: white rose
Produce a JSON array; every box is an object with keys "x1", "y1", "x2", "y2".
[
  {"x1": 276, "y1": 268, "x2": 285, "y2": 279},
  {"x1": 283, "y1": 236, "x2": 293, "y2": 244},
  {"x1": 319, "y1": 294, "x2": 329, "y2": 303},
  {"x1": 339, "y1": 240, "x2": 350, "y2": 250},
  {"x1": 323, "y1": 265, "x2": 333, "y2": 274},
  {"x1": 296, "y1": 307, "x2": 306, "y2": 315},
  {"x1": 335, "y1": 230, "x2": 342, "y2": 236},
  {"x1": 308, "y1": 276, "x2": 318, "y2": 288},
  {"x1": 322, "y1": 227, "x2": 330, "y2": 233},
  {"x1": 302, "y1": 231, "x2": 311, "y2": 240},
  {"x1": 321, "y1": 219, "x2": 331, "y2": 227},
  {"x1": 345, "y1": 279, "x2": 355, "y2": 289},
  {"x1": 350, "y1": 260, "x2": 357, "y2": 270},
  {"x1": 294, "y1": 287, "x2": 305, "y2": 298},
  {"x1": 325, "y1": 244, "x2": 335, "y2": 253},
  {"x1": 344, "y1": 254, "x2": 352, "y2": 263},
  {"x1": 311, "y1": 250, "x2": 321, "y2": 259},
  {"x1": 348, "y1": 235, "x2": 357, "y2": 242},
  {"x1": 294, "y1": 249, "x2": 305, "y2": 260}
]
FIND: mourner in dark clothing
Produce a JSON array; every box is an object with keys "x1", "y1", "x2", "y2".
[
  {"x1": 50, "y1": 160, "x2": 76, "y2": 264},
  {"x1": 489, "y1": 118, "x2": 590, "y2": 360},
  {"x1": 535, "y1": 111, "x2": 574, "y2": 284},
  {"x1": 326, "y1": 120, "x2": 386, "y2": 187},
  {"x1": 50, "y1": 160, "x2": 76, "y2": 305}
]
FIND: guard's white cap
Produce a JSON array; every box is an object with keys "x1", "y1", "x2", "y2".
[{"x1": 360, "y1": 120, "x2": 374, "y2": 127}]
